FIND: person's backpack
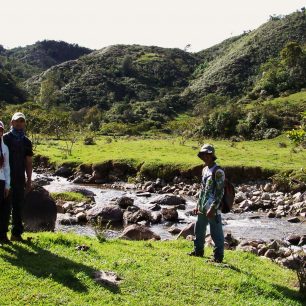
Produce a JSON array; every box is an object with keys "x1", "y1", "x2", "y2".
[{"x1": 212, "y1": 166, "x2": 235, "y2": 213}]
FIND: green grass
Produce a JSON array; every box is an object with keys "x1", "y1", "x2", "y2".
[
  {"x1": 35, "y1": 134, "x2": 306, "y2": 172},
  {"x1": 136, "y1": 53, "x2": 162, "y2": 63},
  {"x1": 51, "y1": 192, "x2": 88, "y2": 202},
  {"x1": 0, "y1": 232, "x2": 302, "y2": 305},
  {"x1": 245, "y1": 91, "x2": 306, "y2": 110}
]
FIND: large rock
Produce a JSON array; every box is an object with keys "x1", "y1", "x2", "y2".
[
  {"x1": 151, "y1": 211, "x2": 162, "y2": 224},
  {"x1": 86, "y1": 205, "x2": 123, "y2": 222},
  {"x1": 224, "y1": 233, "x2": 239, "y2": 249},
  {"x1": 281, "y1": 255, "x2": 304, "y2": 270},
  {"x1": 113, "y1": 196, "x2": 134, "y2": 209},
  {"x1": 33, "y1": 176, "x2": 53, "y2": 187},
  {"x1": 123, "y1": 209, "x2": 152, "y2": 224},
  {"x1": 286, "y1": 235, "x2": 301, "y2": 246},
  {"x1": 161, "y1": 207, "x2": 178, "y2": 221},
  {"x1": 68, "y1": 187, "x2": 96, "y2": 197},
  {"x1": 54, "y1": 166, "x2": 73, "y2": 178},
  {"x1": 168, "y1": 225, "x2": 181, "y2": 235},
  {"x1": 119, "y1": 224, "x2": 160, "y2": 240},
  {"x1": 150, "y1": 194, "x2": 186, "y2": 206},
  {"x1": 177, "y1": 222, "x2": 195, "y2": 239},
  {"x1": 287, "y1": 217, "x2": 301, "y2": 223},
  {"x1": 23, "y1": 185, "x2": 57, "y2": 231},
  {"x1": 264, "y1": 249, "x2": 278, "y2": 259}
]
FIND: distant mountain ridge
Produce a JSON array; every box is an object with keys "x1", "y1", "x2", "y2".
[
  {"x1": 188, "y1": 10, "x2": 306, "y2": 98},
  {"x1": 0, "y1": 40, "x2": 92, "y2": 82},
  {"x1": 0, "y1": 10, "x2": 305, "y2": 110},
  {"x1": 25, "y1": 44, "x2": 198, "y2": 110}
]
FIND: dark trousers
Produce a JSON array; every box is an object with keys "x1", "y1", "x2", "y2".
[
  {"x1": 0, "y1": 182, "x2": 25, "y2": 236},
  {"x1": 194, "y1": 213, "x2": 224, "y2": 261}
]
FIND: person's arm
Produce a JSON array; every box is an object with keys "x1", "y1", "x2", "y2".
[
  {"x1": 25, "y1": 155, "x2": 32, "y2": 193},
  {"x1": 25, "y1": 138, "x2": 33, "y2": 193},
  {"x1": 206, "y1": 169, "x2": 225, "y2": 218},
  {"x1": 3, "y1": 145, "x2": 10, "y2": 197}
]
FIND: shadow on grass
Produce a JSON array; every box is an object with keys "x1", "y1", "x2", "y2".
[
  {"x1": 218, "y1": 261, "x2": 303, "y2": 303},
  {"x1": 1, "y1": 242, "x2": 120, "y2": 294}
]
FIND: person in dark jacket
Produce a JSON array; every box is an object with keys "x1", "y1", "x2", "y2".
[{"x1": 2, "y1": 112, "x2": 33, "y2": 242}]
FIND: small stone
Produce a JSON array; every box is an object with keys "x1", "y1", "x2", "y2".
[
  {"x1": 168, "y1": 226, "x2": 181, "y2": 235},
  {"x1": 258, "y1": 247, "x2": 268, "y2": 256},
  {"x1": 62, "y1": 201, "x2": 74, "y2": 211},
  {"x1": 263, "y1": 183, "x2": 272, "y2": 192},
  {"x1": 76, "y1": 212, "x2": 87, "y2": 222},
  {"x1": 261, "y1": 193, "x2": 270, "y2": 200},
  {"x1": 275, "y1": 198, "x2": 284, "y2": 206},
  {"x1": 287, "y1": 217, "x2": 301, "y2": 223},
  {"x1": 75, "y1": 244, "x2": 90, "y2": 251},
  {"x1": 93, "y1": 270, "x2": 122, "y2": 287},
  {"x1": 298, "y1": 235, "x2": 306, "y2": 246},
  {"x1": 136, "y1": 192, "x2": 152, "y2": 197},
  {"x1": 264, "y1": 249, "x2": 278, "y2": 259},
  {"x1": 267, "y1": 211, "x2": 276, "y2": 218}
]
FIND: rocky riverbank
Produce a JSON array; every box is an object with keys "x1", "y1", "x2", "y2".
[{"x1": 31, "y1": 169, "x2": 306, "y2": 273}]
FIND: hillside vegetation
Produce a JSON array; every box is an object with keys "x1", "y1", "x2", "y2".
[
  {"x1": 0, "y1": 10, "x2": 305, "y2": 140},
  {"x1": 188, "y1": 11, "x2": 306, "y2": 99},
  {"x1": 0, "y1": 40, "x2": 92, "y2": 82}
]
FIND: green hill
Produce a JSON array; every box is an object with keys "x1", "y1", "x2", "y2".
[
  {"x1": 25, "y1": 44, "x2": 198, "y2": 112},
  {"x1": 187, "y1": 10, "x2": 306, "y2": 100},
  {"x1": 0, "y1": 40, "x2": 92, "y2": 86},
  {"x1": 1, "y1": 10, "x2": 305, "y2": 134},
  {"x1": 0, "y1": 67, "x2": 25, "y2": 103}
]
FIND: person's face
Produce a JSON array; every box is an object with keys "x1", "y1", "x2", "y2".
[
  {"x1": 0, "y1": 128, "x2": 3, "y2": 137},
  {"x1": 198, "y1": 152, "x2": 214, "y2": 165},
  {"x1": 11, "y1": 118, "x2": 26, "y2": 130}
]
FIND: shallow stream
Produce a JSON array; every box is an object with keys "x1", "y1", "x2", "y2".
[{"x1": 40, "y1": 175, "x2": 306, "y2": 241}]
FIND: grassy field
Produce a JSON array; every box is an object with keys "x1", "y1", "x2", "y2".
[
  {"x1": 0, "y1": 232, "x2": 303, "y2": 305},
  {"x1": 35, "y1": 134, "x2": 306, "y2": 172},
  {"x1": 245, "y1": 91, "x2": 306, "y2": 110}
]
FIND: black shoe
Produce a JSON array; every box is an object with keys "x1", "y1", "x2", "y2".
[
  {"x1": 11, "y1": 235, "x2": 26, "y2": 242},
  {"x1": 188, "y1": 250, "x2": 204, "y2": 257}
]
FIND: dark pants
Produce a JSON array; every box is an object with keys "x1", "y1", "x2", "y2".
[
  {"x1": 0, "y1": 182, "x2": 25, "y2": 237},
  {"x1": 194, "y1": 213, "x2": 224, "y2": 261}
]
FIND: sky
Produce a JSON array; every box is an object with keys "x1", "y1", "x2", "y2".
[{"x1": 0, "y1": 0, "x2": 305, "y2": 52}]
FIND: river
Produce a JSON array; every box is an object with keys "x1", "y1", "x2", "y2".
[{"x1": 37, "y1": 174, "x2": 306, "y2": 241}]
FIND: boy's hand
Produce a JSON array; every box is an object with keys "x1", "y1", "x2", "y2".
[{"x1": 193, "y1": 207, "x2": 199, "y2": 215}]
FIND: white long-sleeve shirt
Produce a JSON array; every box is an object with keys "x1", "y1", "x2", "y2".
[{"x1": 0, "y1": 138, "x2": 10, "y2": 189}]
